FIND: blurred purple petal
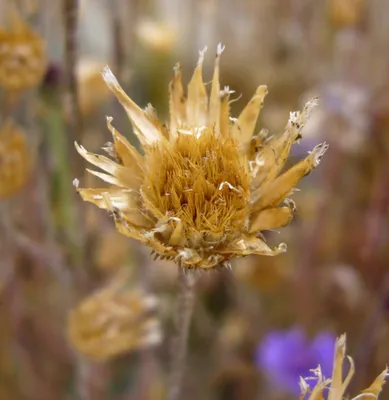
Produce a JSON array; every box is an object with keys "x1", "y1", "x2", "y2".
[{"x1": 256, "y1": 326, "x2": 336, "y2": 395}]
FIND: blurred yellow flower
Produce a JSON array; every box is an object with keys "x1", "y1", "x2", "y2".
[
  {"x1": 329, "y1": 0, "x2": 365, "y2": 28},
  {"x1": 0, "y1": 120, "x2": 32, "y2": 198},
  {"x1": 300, "y1": 334, "x2": 388, "y2": 400},
  {"x1": 136, "y1": 19, "x2": 177, "y2": 53},
  {"x1": 75, "y1": 45, "x2": 328, "y2": 270},
  {"x1": 68, "y1": 269, "x2": 161, "y2": 360},
  {"x1": 0, "y1": 8, "x2": 46, "y2": 92}
]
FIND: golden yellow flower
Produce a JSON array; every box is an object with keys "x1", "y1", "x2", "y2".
[
  {"x1": 300, "y1": 334, "x2": 388, "y2": 400},
  {"x1": 0, "y1": 9, "x2": 46, "y2": 92},
  {"x1": 68, "y1": 269, "x2": 161, "y2": 360},
  {"x1": 75, "y1": 45, "x2": 328, "y2": 269},
  {"x1": 0, "y1": 120, "x2": 32, "y2": 198}
]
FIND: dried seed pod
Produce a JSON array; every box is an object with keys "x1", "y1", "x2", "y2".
[{"x1": 75, "y1": 45, "x2": 327, "y2": 270}]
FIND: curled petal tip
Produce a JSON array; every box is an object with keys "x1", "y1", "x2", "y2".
[
  {"x1": 198, "y1": 46, "x2": 208, "y2": 64},
  {"x1": 304, "y1": 97, "x2": 319, "y2": 115},
  {"x1": 310, "y1": 142, "x2": 329, "y2": 166},
  {"x1": 101, "y1": 65, "x2": 119, "y2": 88},
  {"x1": 276, "y1": 243, "x2": 287, "y2": 254},
  {"x1": 173, "y1": 62, "x2": 181, "y2": 74},
  {"x1": 216, "y1": 43, "x2": 225, "y2": 56}
]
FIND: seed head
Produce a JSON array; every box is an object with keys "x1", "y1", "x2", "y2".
[{"x1": 75, "y1": 46, "x2": 328, "y2": 269}]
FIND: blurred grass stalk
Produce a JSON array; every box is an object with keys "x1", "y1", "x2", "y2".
[{"x1": 62, "y1": 0, "x2": 93, "y2": 398}]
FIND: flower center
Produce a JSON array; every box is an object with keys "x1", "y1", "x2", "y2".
[{"x1": 142, "y1": 128, "x2": 250, "y2": 236}]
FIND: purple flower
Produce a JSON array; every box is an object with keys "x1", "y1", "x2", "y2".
[{"x1": 256, "y1": 327, "x2": 336, "y2": 395}]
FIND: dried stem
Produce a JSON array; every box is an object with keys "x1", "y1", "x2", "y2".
[
  {"x1": 63, "y1": 0, "x2": 82, "y2": 154},
  {"x1": 169, "y1": 268, "x2": 198, "y2": 400}
]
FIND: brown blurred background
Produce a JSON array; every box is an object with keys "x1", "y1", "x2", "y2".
[{"x1": 1, "y1": 0, "x2": 389, "y2": 399}]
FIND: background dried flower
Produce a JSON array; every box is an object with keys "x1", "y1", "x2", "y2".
[
  {"x1": 0, "y1": 8, "x2": 46, "y2": 92},
  {"x1": 68, "y1": 269, "x2": 161, "y2": 360},
  {"x1": 0, "y1": 120, "x2": 32, "y2": 198},
  {"x1": 1, "y1": 1, "x2": 389, "y2": 398}
]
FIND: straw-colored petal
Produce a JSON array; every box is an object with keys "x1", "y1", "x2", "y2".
[
  {"x1": 77, "y1": 188, "x2": 152, "y2": 229},
  {"x1": 144, "y1": 104, "x2": 169, "y2": 139},
  {"x1": 175, "y1": 248, "x2": 203, "y2": 266},
  {"x1": 75, "y1": 142, "x2": 141, "y2": 189},
  {"x1": 222, "y1": 236, "x2": 287, "y2": 257},
  {"x1": 252, "y1": 98, "x2": 319, "y2": 188},
  {"x1": 209, "y1": 43, "x2": 225, "y2": 128},
  {"x1": 169, "y1": 219, "x2": 185, "y2": 246},
  {"x1": 231, "y1": 85, "x2": 268, "y2": 150},
  {"x1": 219, "y1": 87, "x2": 233, "y2": 137},
  {"x1": 169, "y1": 63, "x2": 186, "y2": 139},
  {"x1": 106, "y1": 117, "x2": 144, "y2": 172},
  {"x1": 328, "y1": 334, "x2": 348, "y2": 400},
  {"x1": 353, "y1": 367, "x2": 389, "y2": 399},
  {"x1": 251, "y1": 142, "x2": 328, "y2": 212},
  {"x1": 186, "y1": 47, "x2": 208, "y2": 127},
  {"x1": 249, "y1": 203, "x2": 294, "y2": 233},
  {"x1": 102, "y1": 66, "x2": 164, "y2": 145}
]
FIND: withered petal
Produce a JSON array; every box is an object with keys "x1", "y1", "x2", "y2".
[
  {"x1": 231, "y1": 85, "x2": 267, "y2": 150},
  {"x1": 169, "y1": 63, "x2": 186, "y2": 138},
  {"x1": 249, "y1": 204, "x2": 294, "y2": 233},
  {"x1": 102, "y1": 66, "x2": 165, "y2": 145},
  {"x1": 209, "y1": 43, "x2": 224, "y2": 129},
  {"x1": 251, "y1": 142, "x2": 328, "y2": 212},
  {"x1": 106, "y1": 117, "x2": 144, "y2": 172},
  {"x1": 187, "y1": 47, "x2": 208, "y2": 127}
]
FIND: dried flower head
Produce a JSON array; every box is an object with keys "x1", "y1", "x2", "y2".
[
  {"x1": 67, "y1": 269, "x2": 161, "y2": 360},
  {"x1": 0, "y1": 120, "x2": 32, "y2": 198},
  {"x1": 75, "y1": 45, "x2": 328, "y2": 269},
  {"x1": 0, "y1": 8, "x2": 46, "y2": 92},
  {"x1": 300, "y1": 334, "x2": 388, "y2": 400}
]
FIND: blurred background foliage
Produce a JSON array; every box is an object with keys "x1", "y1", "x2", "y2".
[{"x1": 0, "y1": 0, "x2": 389, "y2": 399}]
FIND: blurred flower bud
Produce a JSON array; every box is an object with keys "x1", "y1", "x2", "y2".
[{"x1": 68, "y1": 269, "x2": 162, "y2": 360}]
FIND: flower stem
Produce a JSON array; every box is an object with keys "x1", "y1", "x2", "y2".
[{"x1": 169, "y1": 267, "x2": 197, "y2": 400}]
